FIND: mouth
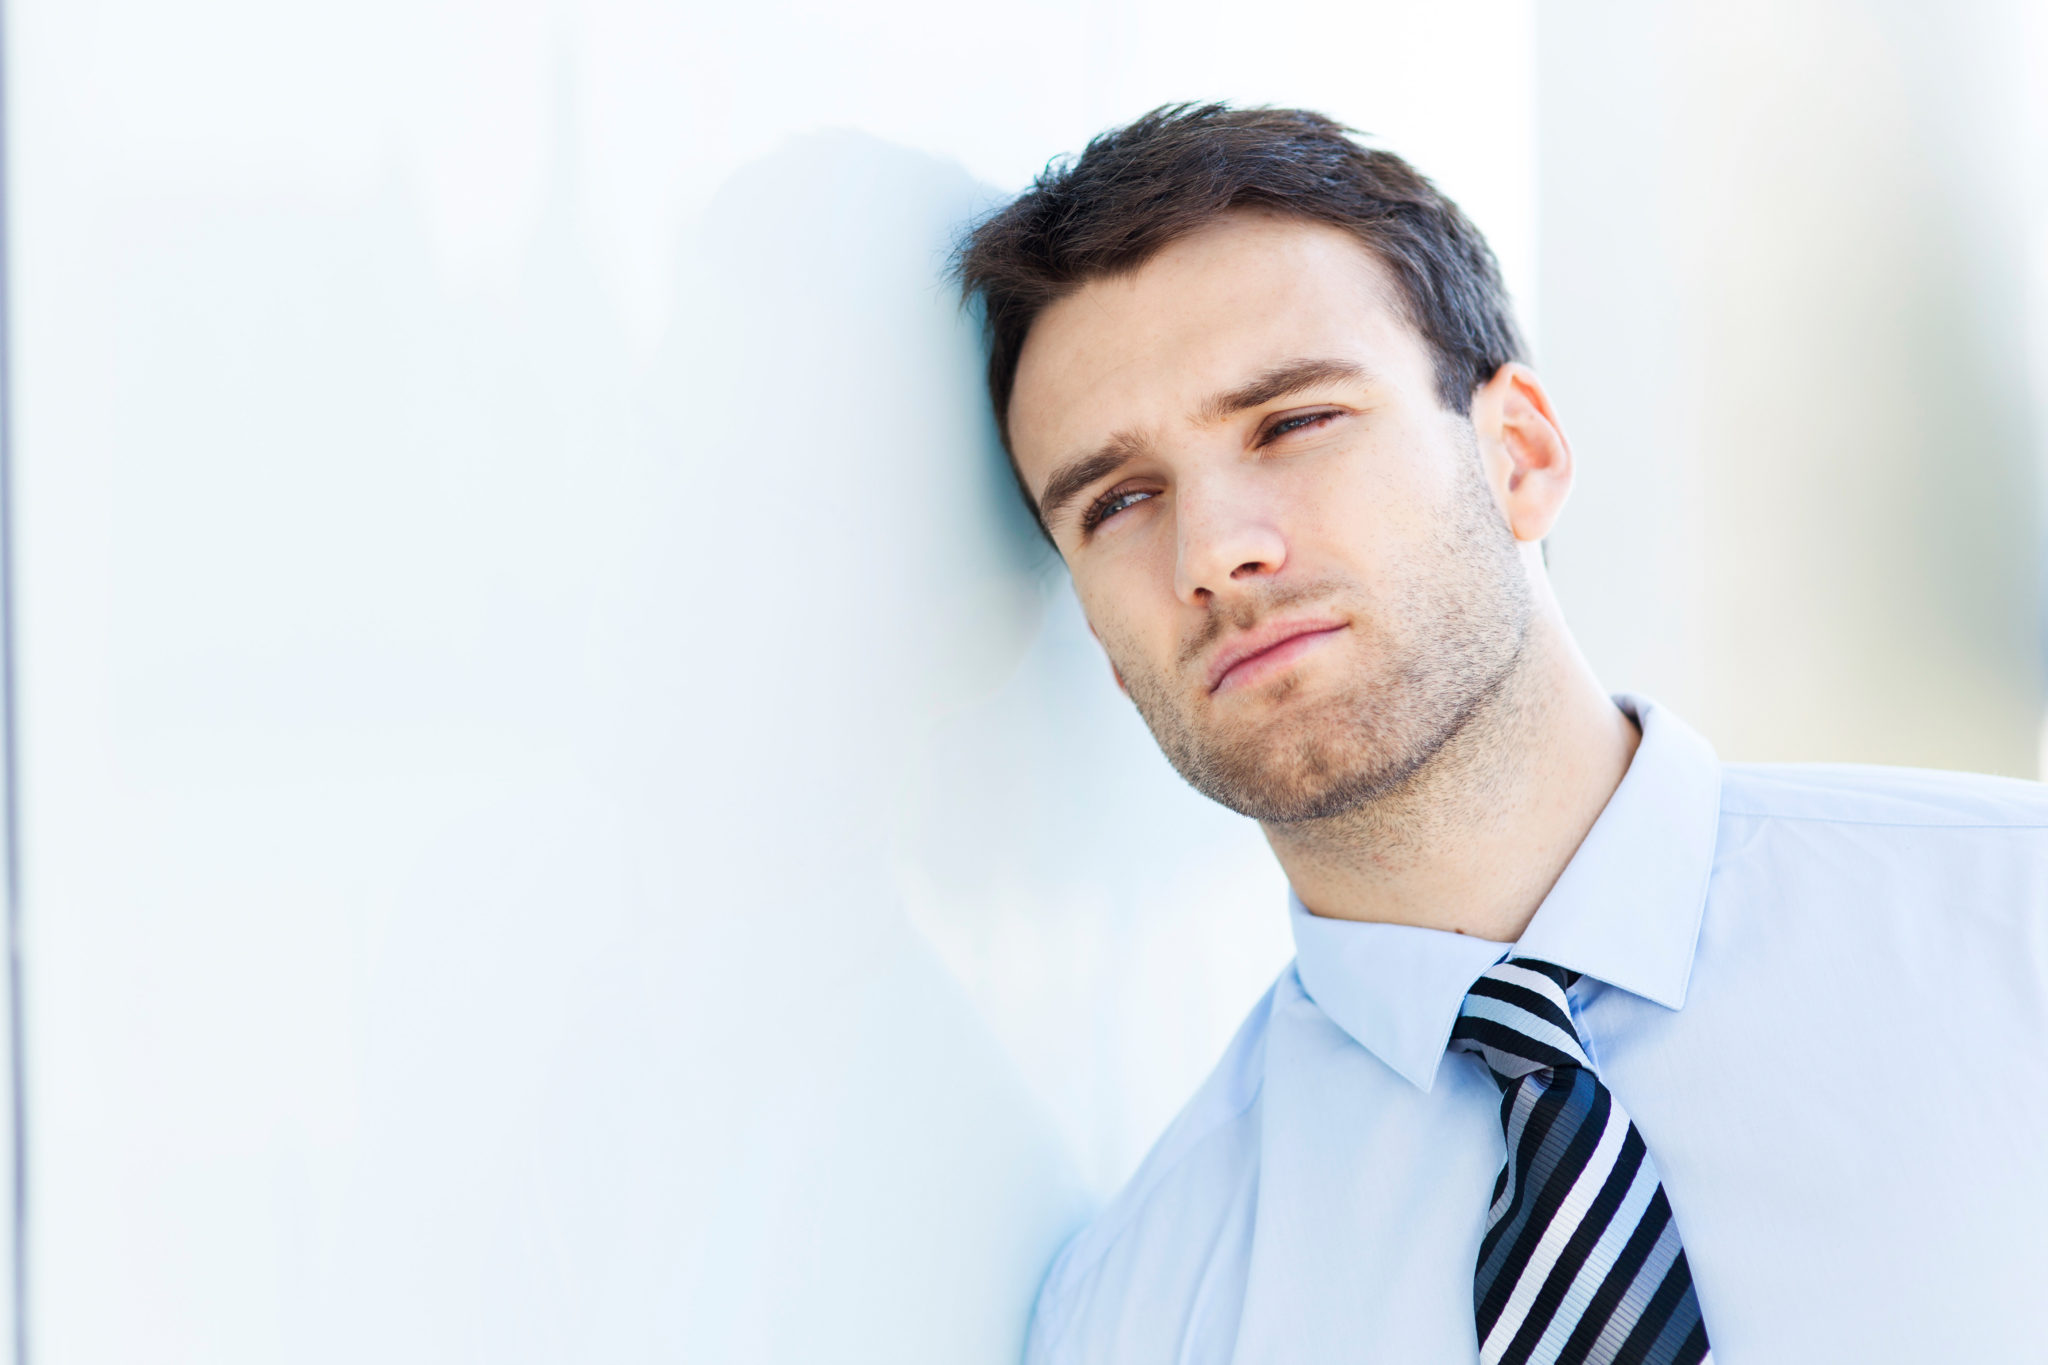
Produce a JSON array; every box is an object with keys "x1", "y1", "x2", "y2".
[{"x1": 1206, "y1": 618, "x2": 1349, "y2": 695}]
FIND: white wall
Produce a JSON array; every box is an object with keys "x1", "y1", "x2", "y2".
[
  {"x1": 3, "y1": 2, "x2": 1537, "y2": 1361},
  {"x1": 1538, "y1": 0, "x2": 2048, "y2": 775}
]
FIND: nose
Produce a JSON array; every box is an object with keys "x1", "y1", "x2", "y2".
[{"x1": 1171, "y1": 478, "x2": 1288, "y2": 605}]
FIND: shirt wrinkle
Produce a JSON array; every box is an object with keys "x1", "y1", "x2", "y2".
[{"x1": 1034, "y1": 981, "x2": 1277, "y2": 1345}]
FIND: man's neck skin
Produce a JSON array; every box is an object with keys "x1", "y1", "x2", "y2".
[{"x1": 1265, "y1": 593, "x2": 1638, "y2": 943}]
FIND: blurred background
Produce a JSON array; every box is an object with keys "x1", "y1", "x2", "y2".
[{"x1": 0, "y1": 0, "x2": 2043, "y2": 1361}]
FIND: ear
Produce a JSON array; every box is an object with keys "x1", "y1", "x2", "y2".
[{"x1": 1469, "y1": 363, "x2": 1573, "y2": 543}]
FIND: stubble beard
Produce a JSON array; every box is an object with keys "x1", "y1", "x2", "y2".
[{"x1": 1110, "y1": 451, "x2": 1534, "y2": 826}]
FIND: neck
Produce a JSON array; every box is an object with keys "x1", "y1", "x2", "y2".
[{"x1": 1264, "y1": 609, "x2": 1638, "y2": 942}]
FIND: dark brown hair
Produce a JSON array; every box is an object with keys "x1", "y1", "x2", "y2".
[{"x1": 953, "y1": 102, "x2": 1526, "y2": 479}]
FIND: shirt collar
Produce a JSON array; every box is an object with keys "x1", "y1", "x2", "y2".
[{"x1": 1288, "y1": 694, "x2": 1723, "y2": 1091}]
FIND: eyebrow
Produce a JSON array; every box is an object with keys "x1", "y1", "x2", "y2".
[
  {"x1": 1037, "y1": 429, "x2": 1153, "y2": 531},
  {"x1": 1191, "y1": 357, "x2": 1371, "y2": 426},
  {"x1": 1034, "y1": 357, "x2": 1372, "y2": 532}
]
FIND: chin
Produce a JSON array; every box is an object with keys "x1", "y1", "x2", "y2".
[{"x1": 1173, "y1": 700, "x2": 1430, "y2": 824}]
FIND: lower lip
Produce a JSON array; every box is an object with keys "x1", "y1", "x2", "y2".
[{"x1": 1213, "y1": 626, "x2": 1347, "y2": 695}]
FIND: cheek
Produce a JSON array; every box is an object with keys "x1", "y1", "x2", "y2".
[
  {"x1": 1073, "y1": 572, "x2": 1171, "y2": 676},
  {"x1": 1295, "y1": 430, "x2": 1453, "y2": 556}
]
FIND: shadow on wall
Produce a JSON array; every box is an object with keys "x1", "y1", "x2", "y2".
[
  {"x1": 620, "y1": 129, "x2": 1050, "y2": 834},
  {"x1": 343, "y1": 134, "x2": 1086, "y2": 1362}
]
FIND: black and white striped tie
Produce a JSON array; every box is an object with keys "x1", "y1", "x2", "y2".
[{"x1": 1449, "y1": 959, "x2": 1711, "y2": 1365}]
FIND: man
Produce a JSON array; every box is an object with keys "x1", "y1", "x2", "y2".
[{"x1": 954, "y1": 104, "x2": 2048, "y2": 1365}]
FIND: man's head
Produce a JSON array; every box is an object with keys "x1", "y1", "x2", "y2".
[{"x1": 954, "y1": 105, "x2": 1575, "y2": 824}]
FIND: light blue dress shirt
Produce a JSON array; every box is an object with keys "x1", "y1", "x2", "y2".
[{"x1": 1024, "y1": 696, "x2": 2048, "y2": 1363}]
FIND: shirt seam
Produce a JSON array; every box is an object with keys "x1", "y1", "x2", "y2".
[{"x1": 1718, "y1": 808, "x2": 2048, "y2": 830}]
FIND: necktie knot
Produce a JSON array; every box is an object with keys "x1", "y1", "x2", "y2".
[{"x1": 1450, "y1": 957, "x2": 1590, "y2": 1087}]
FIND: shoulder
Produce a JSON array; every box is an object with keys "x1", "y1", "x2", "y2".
[
  {"x1": 1708, "y1": 762, "x2": 2048, "y2": 923},
  {"x1": 1024, "y1": 971, "x2": 1285, "y2": 1365},
  {"x1": 1718, "y1": 760, "x2": 2048, "y2": 829}
]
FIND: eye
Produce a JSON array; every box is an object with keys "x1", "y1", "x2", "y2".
[
  {"x1": 1260, "y1": 408, "x2": 1342, "y2": 444},
  {"x1": 1080, "y1": 485, "x2": 1157, "y2": 534}
]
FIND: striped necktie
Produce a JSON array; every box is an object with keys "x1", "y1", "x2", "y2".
[{"x1": 1448, "y1": 958, "x2": 1711, "y2": 1365}]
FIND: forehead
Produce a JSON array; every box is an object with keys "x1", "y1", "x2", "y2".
[{"x1": 1007, "y1": 212, "x2": 1426, "y2": 474}]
